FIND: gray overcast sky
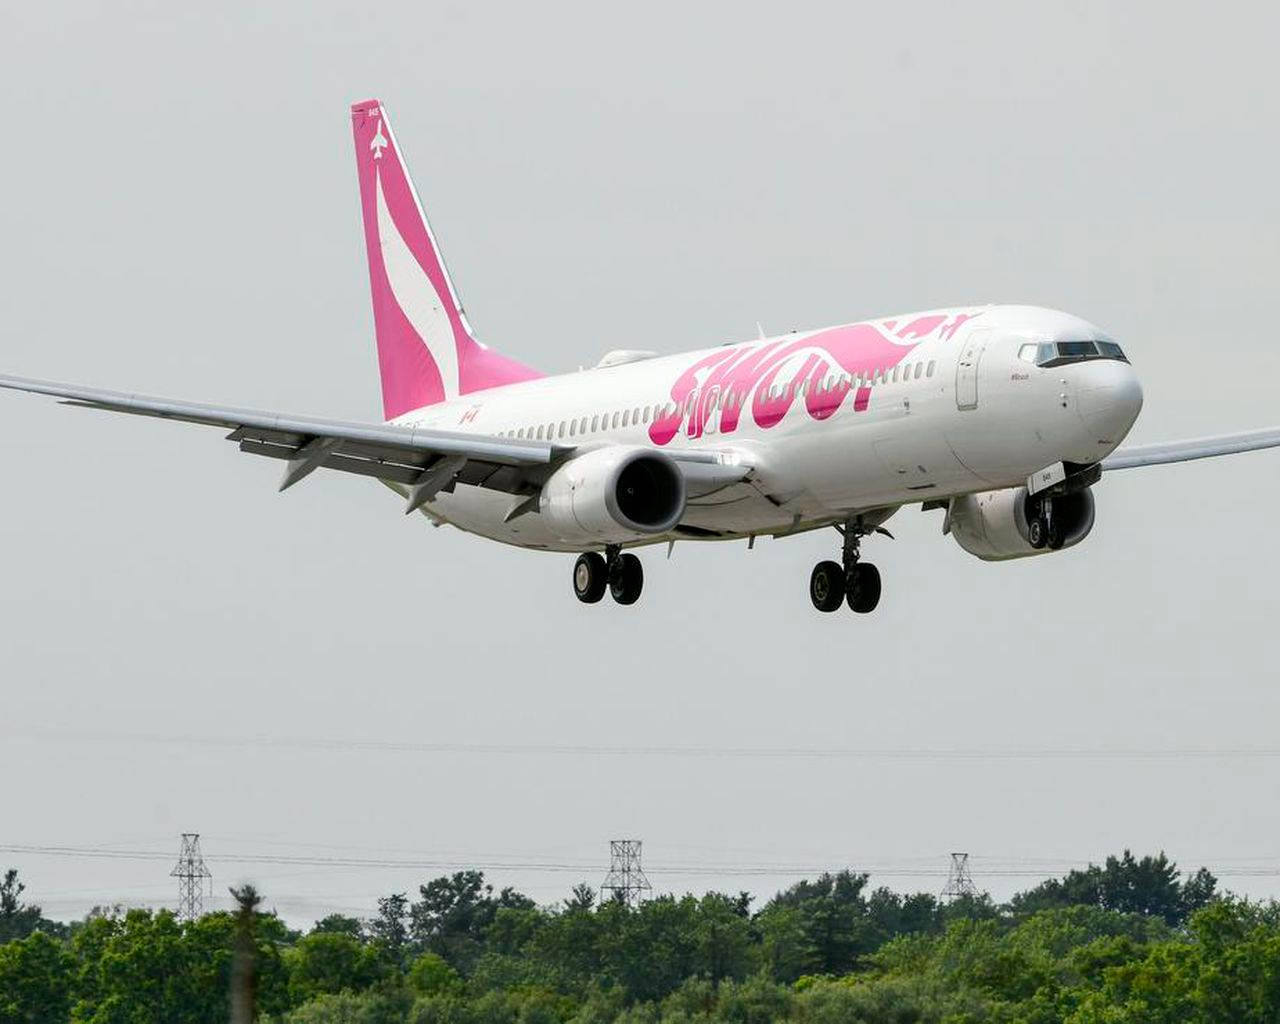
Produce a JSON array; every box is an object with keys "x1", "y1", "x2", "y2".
[{"x1": 2, "y1": 1, "x2": 1279, "y2": 925}]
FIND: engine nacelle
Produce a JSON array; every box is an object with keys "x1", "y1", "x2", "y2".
[
  {"x1": 539, "y1": 446, "x2": 686, "y2": 545},
  {"x1": 949, "y1": 486, "x2": 1096, "y2": 561}
]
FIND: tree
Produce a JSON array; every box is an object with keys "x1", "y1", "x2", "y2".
[
  {"x1": 693, "y1": 893, "x2": 756, "y2": 986},
  {"x1": 69, "y1": 908, "x2": 202, "y2": 1023},
  {"x1": 1008, "y1": 851, "x2": 1217, "y2": 926},
  {"x1": 0, "y1": 870, "x2": 43, "y2": 944},
  {"x1": 409, "y1": 871, "x2": 532, "y2": 971},
  {"x1": 756, "y1": 870, "x2": 878, "y2": 979},
  {"x1": 1179, "y1": 867, "x2": 1218, "y2": 920},
  {"x1": 0, "y1": 929, "x2": 73, "y2": 1024},
  {"x1": 286, "y1": 931, "x2": 382, "y2": 1004},
  {"x1": 230, "y1": 885, "x2": 262, "y2": 1024},
  {"x1": 369, "y1": 893, "x2": 409, "y2": 966},
  {"x1": 565, "y1": 884, "x2": 596, "y2": 912},
  {"x1": 865, "y1": 887, "x2": 942, "y2": 946},
  {"x1": 311, "y1": 915, "x2": 364, "y2": 939},
  {"x1": 407, "y1": 951, "x2": 463, "y2": 997}
]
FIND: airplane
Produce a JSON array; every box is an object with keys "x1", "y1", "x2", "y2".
[{"x1": 3, "y1": 98, "x2": 1279, "y2": 615}]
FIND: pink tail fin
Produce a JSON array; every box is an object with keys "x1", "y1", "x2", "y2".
[{"x1": 351, "y1": 99, "x2": 542, "y2": 420}]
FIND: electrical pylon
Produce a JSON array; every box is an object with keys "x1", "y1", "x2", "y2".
[
  {"x1": 171, "y1": 833, "x2": 213, "y2": 921},
  {"x1": 940, "y1": 852, "x2": 977, "y2": 901},
  {"x1": 601, "y1": 839, "x2": 652, "y2": 907}
]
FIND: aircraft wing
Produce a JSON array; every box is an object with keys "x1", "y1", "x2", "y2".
[
  {"x1": 1102, "y1": 426, "x2": 1280, "y2": 471},
  {"x1": 0, "y1": 374, "x2": 573, "y2": 511},
  {"x1": 0, "y1": 375, "x2": 751, "y2": 512}
]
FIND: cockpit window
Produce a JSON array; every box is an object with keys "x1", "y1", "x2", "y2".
[
  {"x1": 1058, "y1": 341, "x2": 1097, "y2": 359},
  {"x1": 1023, "y1": 339, "x2": 1129, "y2": 368}
]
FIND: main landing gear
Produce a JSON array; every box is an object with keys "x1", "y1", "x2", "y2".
[
  {"x1": 1027, "y1": 495, "x2": 1064, "y2": 551},
  {"x1": 573, "y1": 545, "x2": 644, "y2": 606},
  {"x1": 809, "y1": 518, "x2": 886, "y2": 615}
]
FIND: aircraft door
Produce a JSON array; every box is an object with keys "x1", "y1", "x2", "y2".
[{"x1": 955, "y1": 331, "x2": 990, "y2": 410}]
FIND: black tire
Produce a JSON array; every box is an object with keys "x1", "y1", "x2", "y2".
[
  {"x1": 1028, "y1": 517, "x2": 1046, "y2": 549},
  {"x1": 809, "y1": 560, "x2": 845, "y2": 612},
  {"x1": 573, "y1": 552, "x2": 608, "y2": 603},
  {"x1": 610, "y1": 553, "x2": 644, "y2": 605},
  {"x1": 846, "y1": 562, "x2": 882, "y2": 614},
  {"x1": 1046, "y1": 519, "x2": 1064, "y2": 550}
]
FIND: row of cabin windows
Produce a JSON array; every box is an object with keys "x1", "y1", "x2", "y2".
[{"x1": 493, "y1": 359, "x2": 937, "y2": 441}]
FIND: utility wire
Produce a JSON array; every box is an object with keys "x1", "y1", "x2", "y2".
[
  {"x1": 4, "y1": 843, "x2": 1279, "y2": 879},
  {"x1": 5, "y1": 727, "x2": 1280, "y2": 760}
]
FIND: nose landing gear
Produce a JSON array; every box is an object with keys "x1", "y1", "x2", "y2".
[
  {"x1": 1028, "y1": 497, "x2": 1063, "y2": 551},
  {"x1": 809, "y1": 518, "x2": 888, "y2": 615},
  {"x1": 573, "y1": 545, "x2": 644, "y2": 606}
]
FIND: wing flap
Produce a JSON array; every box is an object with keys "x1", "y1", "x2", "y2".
[{"x1": 237, "y1": 440, "x2": 426, "y2": 485}]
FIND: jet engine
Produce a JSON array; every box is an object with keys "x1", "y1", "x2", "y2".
[
  {"x1": 539, "y1": 446, "x2": 686, "y2": 545},
  {"x1": 948, "y1": 486, "x2": 1095, "y2": 561}
]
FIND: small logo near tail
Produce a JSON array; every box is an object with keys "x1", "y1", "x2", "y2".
[{"x1": 370, "y1": 119, "x2": 388, "y2": 160}]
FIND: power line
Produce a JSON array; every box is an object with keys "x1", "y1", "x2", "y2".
[
  {"x1": 6, "y1": 842, "x2": 1280, "y2": 879},
  {"x1": 7, "y1": 727, "x2": 1280, "y2": 761}
]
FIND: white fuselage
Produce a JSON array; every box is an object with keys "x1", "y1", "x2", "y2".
[{"x1": 392, "y1": 305, "x2": 1143, "y2": 552}]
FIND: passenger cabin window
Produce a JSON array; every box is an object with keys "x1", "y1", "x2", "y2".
[
  {"x1": 926, "y1": 360, "x2": 936, "y2": 377},
  {"x1": 914, "y1": 363, "x2": 922, "y2": 379}
]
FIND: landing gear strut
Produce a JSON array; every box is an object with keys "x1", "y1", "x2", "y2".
[
  {"x1": 809, "y1": 517, "x2": 886, "y2": 615},
  {"x1": 573, "y1": 545, "x2": 644, "y2": 606}
]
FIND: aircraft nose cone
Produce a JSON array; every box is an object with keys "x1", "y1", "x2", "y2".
[{"x1": 1078, "y1": 365, "x2": 1143, "y2": 445}]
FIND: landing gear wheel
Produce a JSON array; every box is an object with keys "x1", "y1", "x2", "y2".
[
  {"x1": 1046, "y1": 519, "x2": 1064, "y2": 550},
  {"x1": 846, "y1": 562, "x2": 881, "y2": 614},
  {"x1": 609, "y1": 553, "x2": 644, "y2": 605},
  {"x1": 573, "y1": 552, "x2": 608, "y2": 603},
  {"x1": 1028, "y1": 517, "x2": 1047, "y2": 549},
  {"x1": 809, "y1": 560, "x2": 846, "y2": 612}
]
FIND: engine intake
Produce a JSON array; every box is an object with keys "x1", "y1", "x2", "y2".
[
  {"x1": 540, "y1": 447, "x2": 686, "y2": 544},
  {"x1": 949, "y1": 486, "x2": 1095, "y2": 561}
]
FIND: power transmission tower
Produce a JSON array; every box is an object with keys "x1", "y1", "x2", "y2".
[
  {"x1": 171, "y1": 833, "x2": 213, "y2": 921},
  {"x1": 601, "y1": 839, "x2": 652, "y2": 907},
  {"x1": 940, "y1": 852, "x2": 976, "y2": 901}
]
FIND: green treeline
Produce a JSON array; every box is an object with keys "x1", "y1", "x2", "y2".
[{"x1": 2, "y1": 852, "x2": 1279, "y2": 1023}]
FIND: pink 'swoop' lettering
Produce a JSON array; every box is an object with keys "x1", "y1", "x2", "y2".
[{"x1": 648, "y1": 313, "x2": 980, "y2": 445}]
